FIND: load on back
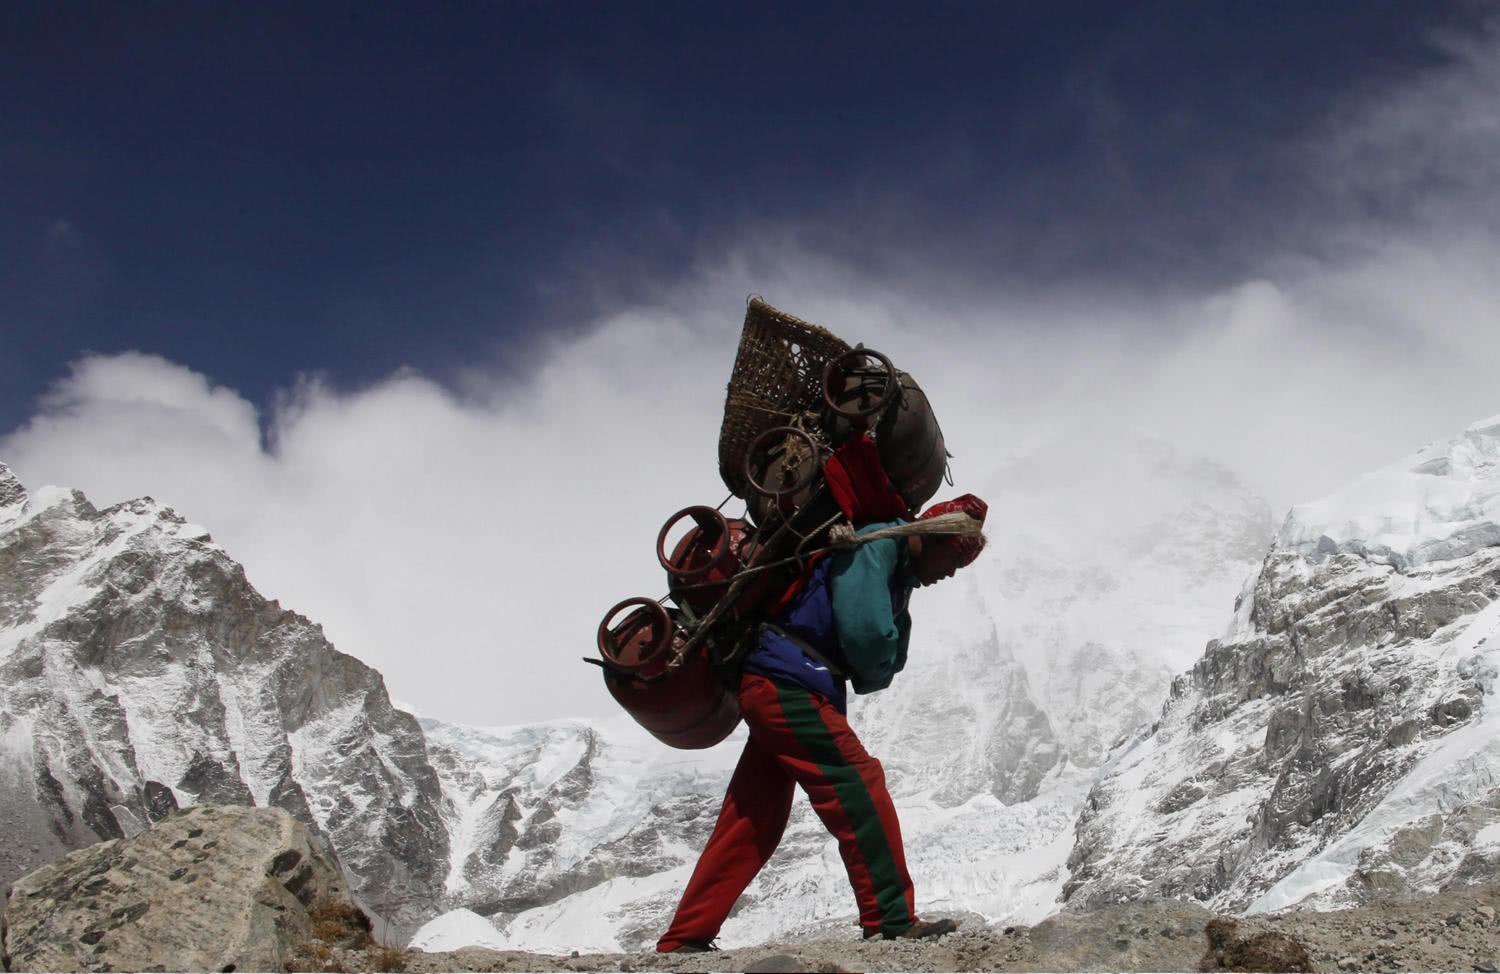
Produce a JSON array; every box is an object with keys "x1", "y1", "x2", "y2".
[{"x1": 587, "y1": 298, "x2": 951, "y2": 748}]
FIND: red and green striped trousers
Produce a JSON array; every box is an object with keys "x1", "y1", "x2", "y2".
[{"x1": 657, "y1": 672, "x2": 918, "y2": 950}]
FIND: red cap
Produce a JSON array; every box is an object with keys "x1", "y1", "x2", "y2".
[{"x1": 916, "y1": 493, "x2": 988, "y2": 567}]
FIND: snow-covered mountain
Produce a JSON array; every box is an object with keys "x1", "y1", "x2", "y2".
[
  {"x1": 0, "y1": 424, "x2": 1279, "y2": 953},
  {"x1": 0, "y1": 463, "x2": 448, "y2": 934},
  {"x1": 34, "y1": 408, "x2": 1500, "y2": 956},
  {"x1": 1064, "y1": 414, "x2": 1500, "y2": 916}
]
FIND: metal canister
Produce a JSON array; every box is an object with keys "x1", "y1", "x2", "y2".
[
  {"x1": 873, "y1": 374, "x2": 947, "y2": 511},
  {"x1": 595, "y1": 597, "x2": 742, "y2": 749},
  {"x1": 823, "y1": 348, "x2": 948, "y2": 512},
  {"x1": 742, "y1": 425, "x2": 840, "y2": 539},
  {"x1": 658, "y1": 506, "x2": 750, "y2": 616}
]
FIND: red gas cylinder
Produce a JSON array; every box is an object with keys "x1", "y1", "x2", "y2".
[
  {"x1": 658, "y1": 505, "x2": 789, "y2": 619},
  {"x1": 823, "y1": 348, "x2": 948, "y2": 512},
  {"x1": 595, "y1": 597, "x2": 742, "y2": 749},
  {"x1": 658, "y1": 506, "x2": 752, "y2": 616}
]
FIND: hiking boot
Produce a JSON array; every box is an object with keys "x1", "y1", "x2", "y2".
[
  {"x1": 662, "y1": 939, "x2": 718, "y2": 953},
  {"x1": 864, "y1": 917, "x2": 959, "y2": 941}
]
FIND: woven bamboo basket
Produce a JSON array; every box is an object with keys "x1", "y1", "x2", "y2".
[{"x1": 718, "y1": 298, "x2": 851, "y2": 498}]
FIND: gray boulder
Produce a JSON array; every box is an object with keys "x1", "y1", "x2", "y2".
[{"x1": 2, "y1": 804, "x2": 363, "y2": 973}]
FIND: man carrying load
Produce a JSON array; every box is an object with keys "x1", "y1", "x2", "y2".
[{"x1": 656, "y1": 491, "x2": 988, "y2": 952}]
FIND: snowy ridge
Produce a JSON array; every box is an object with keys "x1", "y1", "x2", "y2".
[
  {"x1": 1250, "y1": 593, "x2": 1500, "y2": 912},
  {"x1": 1281, "y1": 414, "x2": 1500, "y2": 570},
  {"x1": 0, "y1": 463, "x2": 28, "y2": 524},
  {"x1": 1066, "y1": 417, "x2": 1500, "y2": 917}
]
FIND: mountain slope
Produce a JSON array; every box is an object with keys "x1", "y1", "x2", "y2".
[
  {"x1": 0, "y1": 462, "x2": 449, "y2": 932},
  {"x1": 1063, "y1": 415, "x2": 1500, "y2": 914}
]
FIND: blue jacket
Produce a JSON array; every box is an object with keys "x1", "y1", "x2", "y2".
[{"x1": 743, "y1": 521, "x2": 915, "y2": 713}]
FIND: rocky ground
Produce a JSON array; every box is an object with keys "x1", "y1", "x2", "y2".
[
  {"x1": 8, "y1": 804, "x2": 1500, "y2": 972},
  {"x1": 304, "y1": 881, "x2": 1500, "y2": 973}
]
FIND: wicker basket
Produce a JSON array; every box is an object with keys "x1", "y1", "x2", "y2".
[{"x1": 718, "y1": 298, "x2": 851, "y2": 498}]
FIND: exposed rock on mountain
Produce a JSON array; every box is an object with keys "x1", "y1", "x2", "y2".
[
  {"x1": 0, "y1": 469, "x2": 448, "y2": 933},
  {"x1": 1064, "y1": 415, "x2": 1500, "y2": 915},
  {"x1": 420, "y1": 716, "x2": 735, "y2": 951},
  {"x1": 1, "y1": 804, "x2": 356, "y2": 973}
]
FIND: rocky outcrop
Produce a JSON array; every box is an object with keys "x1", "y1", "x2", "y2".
[
  {"x1": 1, "y1": 804, "x2": 357, "y2": 973},
  {"x1": 0, "y1": 464, "x2": 25, "y2": 511},
  {"x1": 1062, "y1": 418, "x2": 1500, "y2": 915},
  {"x1": 0, "y1": 474, "x2": 450, "y2": 934}
]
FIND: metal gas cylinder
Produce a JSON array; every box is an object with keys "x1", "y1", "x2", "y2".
[
  {"x1": 594, "y1": 597, "x2": 741, "y2": 749},
  {"x1": 743, "y1": 426, "x2": 839, "y2": 535},
  {"x1": 823, "y1": 347, "x2": 948, "y2": 512},
  {"x1": 657, "y1": 506, "x2": 752, "y2": 616}
]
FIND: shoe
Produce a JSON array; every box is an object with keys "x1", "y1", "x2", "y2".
[
  {"x1": 863, "y1": 917, "x2": 959, "y2": 941},
  {"x1": 662, "y1": 939, "x2": 718, "y2": 953}
]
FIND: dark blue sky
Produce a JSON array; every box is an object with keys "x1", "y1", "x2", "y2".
[{"x1": 2, "y1": 1, "x2": 1482, "y2": 436}]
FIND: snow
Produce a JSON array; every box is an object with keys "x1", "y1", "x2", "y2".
[
  {"x1": 425, "y1": 713, "x2": 742, "y2": 899},
  {"x1": 409, "y1": 909, "x2": 510, "y2": 952},
  {"x1": 501, "y1": 868, "x2": 690, "y2": 953},
  {"x1": 1280, "y1": 420, "x2": 1500, "y2": 570},
  {"x1": 1237, "y1": 423, "x2": 1500, "y2": 912}
]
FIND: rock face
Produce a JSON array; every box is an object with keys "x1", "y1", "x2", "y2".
[
  {"x1": 1063, "y1": 416, "x2": 1500, "y2": 915},
  {"x1": 2, "y1": 804, "x2": 352, "y2": 973},
  {"x1": 0, "y1": 472, "x2": 449, "y2": 933}
]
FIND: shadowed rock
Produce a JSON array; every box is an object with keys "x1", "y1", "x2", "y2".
[
  {"x1": 1, "y1": 804, "x2": 361, "y2": 972},
  {"x1": 1199, "y1": 916, "x2": 1313, "y2": 972}
]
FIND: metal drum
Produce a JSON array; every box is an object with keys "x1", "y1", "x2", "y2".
[
  {"x1": 595, "y1": 597, "x2": 741, "y2": 749},
  {"x1": 743, "y1": 425, "x2": 840, "y2": 539},
  {"x1": 823, "y1": 348, "x2": 948, "y2": 512},
  {"x1": 658, "y1": 506, "x2": 749, "y2": 615},
  {"x1": 658, "y1": 505, "x2": 791, "y2": 620}
]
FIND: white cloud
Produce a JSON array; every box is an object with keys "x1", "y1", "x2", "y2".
[
  {"x1": 5, "y1": 22, "x2": 1500, "y2": 726},
  {"x1": 6, "y1": 232, "x2": 1498, "y2": 727},
  {"x1": 0, "y1": 317, "x2": 738, "y2": 727}
]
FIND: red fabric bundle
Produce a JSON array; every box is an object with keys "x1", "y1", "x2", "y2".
[{"x1": 823, "y1": 435, "x2": 911, "y2": 525}]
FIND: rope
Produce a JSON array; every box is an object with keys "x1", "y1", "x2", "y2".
[{"x1": 826, "y1": 511, "x2": 983, "y2": 548}]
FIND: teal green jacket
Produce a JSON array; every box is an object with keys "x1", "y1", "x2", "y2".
[{"x1": 829, "y1": 520, "x2": 915, "y2": 694}]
